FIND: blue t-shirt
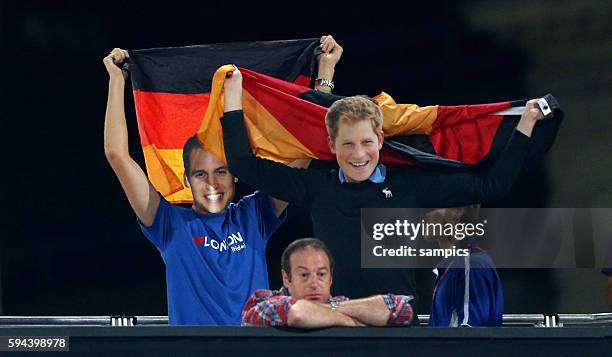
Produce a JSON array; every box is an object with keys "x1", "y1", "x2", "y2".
[
  {"x1": 429, "y1": 248, "x2": 503, "y2": 327},
  {"x1": 139, "y1": 191, "x2": 285, "y2": 325}
]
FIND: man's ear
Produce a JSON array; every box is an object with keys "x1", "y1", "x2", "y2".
[
  {"x1": 234, "y1": 177, "x2": 239, "y2": 183},
  {"x1": 184, "y1": 175, "x2": 191, "y2": 188},
  {"x1": 327, "y1": 136, "x2": 336, "y2": 154},
  {"x1": 378, "y1": 131, "x2": 384, "y2": 150},
  {"x1": 282, "y1": 270, "x2": 291, "y2": 289}
]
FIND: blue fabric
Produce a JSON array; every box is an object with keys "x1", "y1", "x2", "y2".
[
  {"x1": 338, "y1": 164, "x2": 387, "y2": 183},
  {"x1": 429, "y1": 248, "x2": 503, "y2": 327},
  {"x1": 139, "y1": 191, "x2": 285, "y2": 325}
]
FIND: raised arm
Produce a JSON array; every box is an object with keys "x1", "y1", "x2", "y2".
[
  {"x1": 265, "y1": 35, "x2": 342, "y2": 215},
  {"x1": 314, "y1": 35, "x2": 343, "y2": 94},
  {"x1": 222, "y1": 68, "x2": 320, "y2": 208},
  {"x1": 103, "y1": 48, "x2": 160, "y2": 226},
  {"x1": 515, "y1": 99, "x2": 547, "y2": 138},
  {"x1": 269, "y1": 158, "x2": 311, "y2": 216},
  {"x1": 416, "y1": 99, "x2": 550, "y2": 207}
]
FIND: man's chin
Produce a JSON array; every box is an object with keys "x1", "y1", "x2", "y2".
[
  {"x1": 305, "y1": 295, "x2": 325, "y2": 303},
  {"x1": 343, "y1": 165, "x2": 375, "y2": 183},
  {"x1": 206, "y1": 206, "x2": 225, "y2": 214},
  {"x1": 345, "y1": 172, "x2": 370, "y2": 183},
  {"x1": 195, "y1": 202, "x2": 228, "y2": 215}
]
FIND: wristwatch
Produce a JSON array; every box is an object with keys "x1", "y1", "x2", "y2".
[
  {"x1": 315, "y1": 78, "x2": 335, "y2": 90},
  {"x1": 329, "y1": 298, "x2": 341, "y2": 310}
]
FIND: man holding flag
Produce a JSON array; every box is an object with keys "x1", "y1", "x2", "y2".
[
  {"x1": 220, "y1": 67, "x2": 553, "y2": 304},
  {"x1": 102, "y1": 36, "x2": 342, "y2": 325}
]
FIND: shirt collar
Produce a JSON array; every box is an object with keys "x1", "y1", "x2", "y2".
[{"x1": 338, "y1": 164, "x2": 386, "y2": 184}]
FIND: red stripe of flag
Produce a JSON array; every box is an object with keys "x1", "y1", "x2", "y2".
[
  {"x1": 133, "y1": 90, "x2": 210, "y2": 148},
  {"x1": 431, "y1": 102, "x2": 511, "y2": 163},
  {"x1": 240, "y1": 68, "x2": 333, "y2": 159}
]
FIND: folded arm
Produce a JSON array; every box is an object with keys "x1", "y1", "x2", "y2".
[
  {"x1": 287, "y1": 300, "x2": 361, "y2": 328},
  {"x1": 334, "y1": 294, "x2": 414, "y2": 326},
  {"x1": 242, "y1": 293, "x2": 358, "y2": 327}
]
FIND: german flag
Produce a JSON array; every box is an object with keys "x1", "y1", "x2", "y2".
[
  {"x1": 129, "y1": 40, "x2": 563, "y2": 203},
  {"x1": 202, "y1": 66, "x2": 562, "y2": 170},
  {"x1": 127, "y1": 39, "x2": 321, "y2": 203}
]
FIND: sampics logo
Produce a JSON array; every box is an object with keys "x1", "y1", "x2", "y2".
[{"x1": 192, "y1": 232, "x2": 246, "y2": 252}]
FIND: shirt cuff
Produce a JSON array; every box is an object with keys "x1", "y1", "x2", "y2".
[{"x1": 222, "y1": 109, "x2": 243, "y2": 118}]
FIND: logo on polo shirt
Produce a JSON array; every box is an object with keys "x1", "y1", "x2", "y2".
[
  {"x1": 382, "y1": 188, "x2": 393, "y2": 198},
  {"x1": 192, "y1": 232, "x2": 246, "y2": 252}
]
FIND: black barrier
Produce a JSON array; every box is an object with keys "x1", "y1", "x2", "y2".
[{"x1": 0, "y1": 326, "x2": 611, "y2": 356}]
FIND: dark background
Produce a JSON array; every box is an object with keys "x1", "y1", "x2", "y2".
[{"x1": 2, "y1": 0, "x2": 611, "y2": 316}]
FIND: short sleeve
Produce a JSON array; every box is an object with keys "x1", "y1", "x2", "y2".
[
  {"x1": 137, "y1": 194, "x2": 176, "y2": 251},
  {"x1": 240, "y1": 191, "x2": 287, "y2": 242}
]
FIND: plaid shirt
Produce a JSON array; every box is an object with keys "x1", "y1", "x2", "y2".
[{"x1": 242, "y1": 287, "x2": 413, "y2": 326}]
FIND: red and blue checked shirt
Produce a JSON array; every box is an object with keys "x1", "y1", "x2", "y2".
[{"x1": 242, "y1": 287, "x2": 414, "y2": 326}]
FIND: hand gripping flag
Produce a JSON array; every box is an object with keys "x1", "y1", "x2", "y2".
[{"x1": 128, "y1": 40, "x2": 563, "y2": 203}]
